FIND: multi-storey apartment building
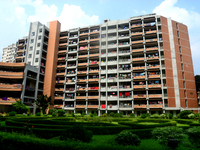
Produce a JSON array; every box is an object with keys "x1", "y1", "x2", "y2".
[
  {"x1": 0, "y1": 13, "x2": 199, "y2": 115},
  {"x1": 1, "y1": 44, "x2": 17, "y2": 63}
]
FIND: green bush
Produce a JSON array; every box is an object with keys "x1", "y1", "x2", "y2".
[
  {"x1": 71, "y1": 112, "x2": 75, "y2": 117},
  {"x1": 150, "y1": 114, "x2": 160, "y2": 118},
  {"x1": 129, "y1": 113, "x2": 135, "y2": 118},
  {"x1": 82, "y1": 112, "x2": 86, "y2": 117},
  {"x1": 160, "y1": 113, "x2": 167, "y2": 119},
  {"x1": 114, "y1": 131, "x2": 140, "y2": 146},
  {"x1": 169, "y1": 113, "x2": 173, "y2": 119},
  {"x1": 93, "y1": 112, "x2": 97, "y2": 117},
  {"x1": 194, "y1": 113, "x2": 200, "y2": 119},
  {"x1": 57, "y1": 109, "x2": 65, "y2": 117},
  {"x1": 52, "y1": 112, "x2": 57, "y2": 117},
  {"x1": 12, "y1": 101, "x2": 29, "y2": 114},
  {"x1": 141, "y1": 114, "x2": 147, "y2": 118},
  {"x1": 119, "y1": 112, "x2": 123, "y2": 117},
  {"x1": 9, "y1": 111, "x2": 17, "y2": 116},
  {"x1": 102, "y1": 113, "x2": 107, "y2": 117},
  {"x1": 49, "y1": 108, "x2": 57, "y2": 115},
  {"x1": 188, "y1": 113, "x2": 195, "y2": 119},
  {"x1": 110, "y1": 112, "x2": 114, "y2": 117},
  {"x1": 187, "y1": 127, "x2": 200, "y2": 148},
  {"x1": 124, "y1": 129, "x2": 153, "y2": 139},
  {"x1": 74, "y1": 113, "x2": 81, "y2": 117},
  {"x1": 114, "y1": 113, "x2": 120, "y2": 117},
  {"x1": 176, "y1": 119, "x2": 193, "y2": 125},
  {"x1": 60, "y1": 124, "x2": 93, "y2": 142},
  {"x1": 36, "y1": 112, "x2": 41, "y2": 116},
  {"x1": 152, "y1": 126, "x2": 186, "y2": 146},
  {"x1": 89, "y1": 113, "x2": 93, "y2": 117},
  {"x1": 177, "y1": 110, "x2": 194, "y2": 119}
]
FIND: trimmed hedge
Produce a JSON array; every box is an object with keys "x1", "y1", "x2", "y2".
[
  {"x1": 176, "y1": 119, "x2": 194, "y2": 125},
  {"x1": 137, "y1": 119, "x2": 170, "y2": 123},
  {"x1": 190, "y1": 123, "x2": 200, "y2": 126},
  {"x1": 122, "y1": 128, "x2": 153, "y2": 139},
  {"x1": 118, "y1": 121, "x2": 176, "y2": 129}
]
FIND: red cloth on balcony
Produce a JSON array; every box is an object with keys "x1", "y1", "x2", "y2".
[
  {"x1": 119, "y1": 92, "x2": 123, "y2": 96},
  {"x1": 125, "y1": 92, "x2": 130, "y2": 96},
  {"x1": 101, "y1": 104, "x2": 106, "y2": 108}
]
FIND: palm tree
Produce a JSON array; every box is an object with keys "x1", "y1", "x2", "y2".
[{"x1": 35, "y1": 94, "x2": 52, "y2": 115}]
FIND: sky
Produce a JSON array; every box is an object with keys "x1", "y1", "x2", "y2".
[{"x1": 0, "y1": 0, "x2": 200, "y2": 75}]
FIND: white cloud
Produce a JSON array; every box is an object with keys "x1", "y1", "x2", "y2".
[
  {"x1": 141, "y1": 10, "x2": 147, "y2": 14},
  {"x1": 153, "y1": 0, "x2": 200, "y2": 75}
]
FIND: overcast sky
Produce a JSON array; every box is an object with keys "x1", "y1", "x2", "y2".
[{"x1": 0, "y1": 0, "x2": 200, "y2": 75}]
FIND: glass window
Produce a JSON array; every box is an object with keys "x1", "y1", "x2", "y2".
[
  {"x1": 37, "y1": 43, "x2": 40, "y2": 47},
  {"x1": 176, "y1": 23, "x2": 178, "y2": 29},
  {"x1": 184, "y1": 90, "x2": 187, "y2": 98},
  {"x1": 177, "y1": 31, "x2": 179, "y2": 37},
  {"x1": 181, "y1": 64, "x2": 184, "y2": 70},
  {"x1": 35, "y1": 58, "x2": 38, "y2": 62},
  {"x1": 179, "y1": 47, "x2": 182, "y2": 53},
  {"x1": 28, "y1": 54, "x2": 32, "y2": 58},
  {"x1": 31, "y1": 39, "x2": 34, "y2": 43},
  {"x1": 185, "y1": 100, "x2": 187, "y2": 107},
  {"x1": 30, "y1": 46, "x2": 33, "y2": 50},
  {"x1": 36, "y1": 50, "x2": 39, "y2": 54},
  {"x1": 178, "y1": 39, "x2": 180, "y2": 45},
  {"x1": 180, "y1": 55, "x2": 183, "y2": 62},
  {"x1": 39, "y1": 28, "x2": 42, "y2": 33},
  {"x1": 183, "y1": 81, "x2": 185, "y2": 88},
  {"x1": 38, "y1": 36, "x2": 41, "y2": 40},
  {"x1": 32, "y1": 32, "x2": 35, "y2": 36},
  {"x1": 182, "y1": 72, "x2": 185, "y2": 79}
]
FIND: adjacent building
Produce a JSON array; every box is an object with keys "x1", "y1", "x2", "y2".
[
  {"x1": 1, "y1": 44, "x2": 17, "y2": 63},
  {"x1": 0, "y1": 13, "x2": 199, "y2": 115}
]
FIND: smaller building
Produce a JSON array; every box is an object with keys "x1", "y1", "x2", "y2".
[
  {"x1": 1, "y1": 44, "x2": 17, "y2": 63},
  {"x1": 0, "y1": 62, "x2": 39, "y2": 113}
]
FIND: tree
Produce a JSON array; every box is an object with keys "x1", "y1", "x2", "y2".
[
  {"x1": 35, "y1": 94, "x2": 52, "y2": 115},
  {"x1": 12, "y1": 101, "x2": 29, "y2": 114}
]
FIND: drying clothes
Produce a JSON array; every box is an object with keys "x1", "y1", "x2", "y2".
[
  {"x1": 119, "y1": 92, "x2": 123, "y2": 96},
  {"x1": 125, "y1": 92, "x2": 130, "y2": 96}
]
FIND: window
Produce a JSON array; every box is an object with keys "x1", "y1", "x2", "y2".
[
  {"x1": 37, "y1": 43, "x2": 40, "y2": 47},
  {"x1": 178, "y1": 39, "x2": 180, "y2": 45},
  {"x1": 179, "y1": 46, "x2": 182, "y2": 53},
  {"x1": 30, "y1": 46, "x2": 33, "y2": 50},
  {"x1": 36, "y1": 50, "x2": 39, "y2": 54},
  {"x1": 35, "y1": 58, "x2": 38, "y2": 62},
  {"x1": 32, "y1": 32, "x2": 35, "y2": 36},
  {"x1": 180, "y1": 55, "x2": 183, "y2": 62},
  {"x1": 185, "y1": 100, "x2": 188, "y2": 108},
  {"x1": 183, "y1": 81, "x2": 186, "y2": 88},
  {"x1": 184, "y1": 90, "x2": 187, "y2": 98},
  {"x1": 176, "y1": 23, "x2": 178, "y2": 29},
  {"x1": 28, "y1": 62, "x2": 31, "y2": 65},
  {"x1": 28, "y1": 54, "x2": 32, "y2": 58},
  {"x1": 181, "y1": 64, "x2": 184, "y2": 70},
  {"x1": 38, "y1": 36, "x2": 41, "y2": 40},
  {"x1": 182, "y1": 72, "x2": 185, "y2": 79},
  {"x1": 177, "y1": 31, "x2": 179, "y2": 37},
  {"x1": 39, "y1": 28, "x2": 42, "y2": 33},
  {"x1": 31, "y1": 39, "x2": 34, "y2": 43}
]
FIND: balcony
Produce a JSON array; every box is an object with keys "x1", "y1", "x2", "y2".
[
  {"x1": 55, "y1": 88, "x2": 64, "y2": 92},
  {"x1": 0, "y1": 71, "x2": 24, "y2": 77},
  {"x1": 16, "y1": 56, "x2": 23, "y2": 59},
  {"x1": 133, "y1": 76, "x2": 145, "y2": 80},
  {"x1": 0, "y1": 84, "x2": 22, "y2": 91},
  {"x1": 88, "y1": 87, "x2": 99, "y2": 91},
  {"x1": 88, "y1": 96, "x2": 99, "y2": 99},
  {"x1": 90, "y1": 38, "x2": 100, "y2": 42},
  {"x1": 89, "y1": 70, "x2": 99, "y2": 73},
  {"x1": 148, "y1": 94, "x2": 162, "y2": 98},
  {"x1": 54, "y1": 105, "x2": 63, "y2": 109},
  {"x1": 145, "y1": 39, "x2": 157, "y2": 43},
  {"x1": 79, "y1": 32, "x2": 89, "y2": 36},
  {"x1": 66, "y1": 80, "x2": 75, "y2": 84},
  {"x1": 131, "y1": 24, "x2": 142, "y2": 28},
  {"x1": 134, "y1": 105, "x2": 147, "y2": 108},
  {"x1": 56, "y1": 80, "x2": 65, "y2": 84},
  {"x1": 148, "y1": 84, "x2": 161, "y2": 88},
  {"x1": 107, "y1": 105, "x2": 118, "y2": 110},
  {"x1": 147, "y1": 56, "x2": 159, "y2": 61},
  {"x1": 148, "y1": 74, "x2": 160, "y2": 79},
  {"x1": 87, "y1": 105, "x2": 99, "y2": 108},
  {"x1": 77, "y1": 79, "x2": 87, "y2": 82},
  {"x1": 132, "y1": 48, "x2": 144, "y2": 53},
  {"x1": 76, "y1": 96, "x2": 86, "y2": 99},
  {"x1": 0, "y1": 97, "x2": 20, "y2": 105},
  {"x1": 78, "y1": 63, "x2": 87, "y2": 66},
  {"x1": 76, "y1": 105, "x2": 86, "y2": 108},
  {"x1": 146, "y1": 47, "x2": 158, "y2": 52},
  {"x1": 59, "y1": 36, "x2": 68, "y2": 40},
  {"x1": 76, "y1": 87, "x2": 86, "y2": 91},
  {"x1": 56, "y1": 72, "x2": 65, "y2": 76},
  {"x1": 100, "y1": 104, "x2": 106, "y2": 109},
  {"x1": 131, "y1": 32, "x2": 143, "y2": 36},
  {"x1": 89, "y1": 61, "x2": 99, "y2": 66},
  {"x1": 145, "y1": 30, "x2": 157, "y2": 34},
  {"x1": 58, "y1": 50, "x2": 67, "y2": 54},
  {"x1": 90, "y1": 30, "x2": 100, "y2": 34},
  {"x1": 89, "y1": 54, "x2": 99, "y2": 57},
  {"x1": 134, "y1": 94, "x2": 146, "y2": 99},
  {"x1": 132, "y1": 57, "x2": 144, "y2": 62},
  {"x1": 54, "y1": 97, "x2": 64, "y2": 100},
  {"x1": 132, "y1": 40, "x2": 143, "y2": 44},
  {"x1": 90, "y1": 46, "x2": 99, "y2": 49},
  {"x1": 78, "y1": 55, "x2": 88, "y2": 59},
  {"x1": 77, "y1": 71, "x2": 87, "y2": 74},
  {"x1": 149, "y1": 104, "x2": 163, "y2": 108},
  {"x1": 132, "y1": 66, "x2": 145, "y2": 71},
  {"x1": 79, "y1": 40, "x2": 88, "y2": 44},
  {"x1": 57, "y1": 57, "x2": 66, "y2": 61},
  {"x1": 147, "y1": 65, "x2": 160, "y2": 70},
  {"x1": 57, "y1": 65, "x2": 65, "y2": 68},
  {"x1": 88, "y1": 78, "x2": 99, "y2": 82},
  {"x1": 59, "y1": 43, "x2": 68, "y2": 47},
  {"x1": 79, "y1": 46, "x2": 88, "y2": 51},
  {"x1": 133, "y1": 85, "x2": 146, "y2": 89}
]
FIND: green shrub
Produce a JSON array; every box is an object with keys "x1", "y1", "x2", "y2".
[
  {"x1": 119, "y1": 112, "x2": 123, "y2": 117},
  {"x1": 102, "y1": 113, "x2": 107, "y2": 117},
  {"x1": 49, "y1": 108, "x2": 57, "y2": 115},
  {"x1": 150, "y1": 114, "x2": 160, "y2": 118},
  {"x1": 74, "y1": 113, "x2": 81, "y2": 117},
  {"x1": 123, "y1": 129, "x2": 153, "y2": 139},
  {"x1": 82, "y1": 112, "x2": 86, "y2": 117},
  {"x1": 93, "y1": 112, "x2": 97, "y2": 117},
  {"x1": 176, "y1": 119, "x2": 193, "y2": 125},
  {"x1": 160, "y1": 113, "x2": 167, "y2": 119},
  {"x1": 71, "y1": 112, "x2": 75, "y2": 117},
  {"x1": 152, "y1": 126, "x2": 186, "y2": 146},
  {"x1": 52, "y1": 112, "x2": 57, "y2": 117},
  {"x1": 36, "y1": 112, "x2": 41, "y2": 116},
  {"x1": 57, "y1": 109, "x2": 65, "y2": 117},
  {"x1": 187, "y1": 127, "x2": 200, "y2": 148},
  {"x1": 129, "y1": 113, "x2": 135, "y2": 118},
  {"x1": 177, "y1": 110, "x2": 194, "y2": 119},
  {"x1": 169, "y1": 113, "x2": 173, "y2": 119},
  {"x1": 109, "y1": 112, "x2": 114, "y2": 117},
  {"x1": 114, "y1": 131, "x2": 140, "y2": 146},
  {"x1": 89, "y1": 113, "x2": 93, "y2": 117},
  {"x1": 188, "y1": 113, "x2": 195, "y2": 119},
  {"x1": 146, "y1": 113, "x2": 150, "y2": 117},
  {"x1": 60, "y1": 124, "x2": 93, "y2": 142},
  {"x1": 141, "y1": 114, "x2": 147, "y2": 118},
  {"x1": 9, "y1": 111, "x2": 17, "y2": 116},
  {"x1": 114, "y1": 113, "x2": 120, "y2": 117}
]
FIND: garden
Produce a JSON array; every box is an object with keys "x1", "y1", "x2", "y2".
[{"x1": 0, "y1": 106, "x2": 200, "y2": 150}]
